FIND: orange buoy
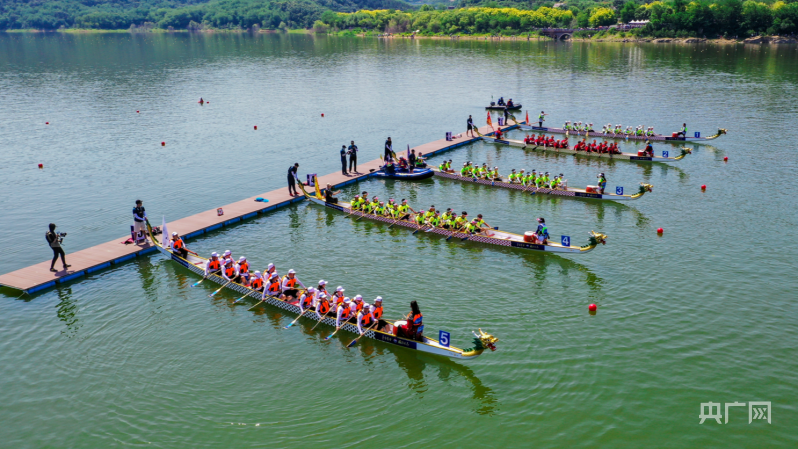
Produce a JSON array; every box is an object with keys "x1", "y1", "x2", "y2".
[
  {"x1": 588, "y1": 304, "x2": 597, "y2": 312},
  {"x1": 657, "y1": 227, "x2": 664, "y2": 234},
  {"x1": 254, "y1": 125, "x2": 257, "y2": 130},
  {"x1": 38, "y1": 163, "x2": 43, "y2": 169},
  {"x1": 161, "y1": 142, "x2": 165, "y2": 146}
]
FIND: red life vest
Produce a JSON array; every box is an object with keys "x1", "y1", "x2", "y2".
[
  {"x1": 224, "y1": 265, "x2": 236, "y2": 278},
  {"x1": 250, "y1": 278, "x2": 263, "y2": 289},
  {"x1": 339, "y1": 305, "x2": 350, "y2": 319},
  {"x1": 318, "y1": 300, "x2": 330, "y2": 314},
  {"x1": 355, "y1": 302, "x2": 363, "y2": 312},
  {"x1": 301, "y1": 294, "x2": 312, "y2": 308},
  {"x1": 208, "y1": 259, "x2": 220, "y2": 270}
]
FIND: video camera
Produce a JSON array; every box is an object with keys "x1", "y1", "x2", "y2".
[{"x1": 57, "y1": 232, "x2": 67, "y2": 243}]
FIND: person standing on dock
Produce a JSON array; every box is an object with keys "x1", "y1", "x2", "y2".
[
  {"x1": 340, "y1": 145, "x2": 348, "y2": 175},
  {"x1": 133, "y1": 200, "x2": 147, "y2": 244},
  {"x1": 287, "y1": 163, "x2": 299, "y2": 196},
  {"x1": 503, "y1": 108, "x2": 510, "y2": 126},
  {"x1": 46, "y1": 223, "x2": 70, "y2": 272},
  {"x1": 384, "y1": 137, "x2": 393, "y2": 160},
  {"x1": 348, "y1": 141, "x2": 358, "y2": 173},
  {"x1": 467, "y1": 115, "x2": 474, "y2": 137},
  {"x1": 538, "y1": 111, "x2": 547, "y2": 127}
]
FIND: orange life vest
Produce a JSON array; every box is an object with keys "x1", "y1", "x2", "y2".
[
  {"x1": 250, "y1": 278, "x2": 263, "y2": 289},
  {"x1": 224, "y1": 265, "x2": 236, "y2": 278},
  {"x1": 267, "y1": 280, "x2": 281, "y2": 294},
  {"x1": 318, "y1": 300, "x2": 330, "y2": 314},
  {"x1": 300, "y1": 294, "x2": 313, "y2": 308},
  {"x1": 411, "y1": 313, "x2": 423, "y2": 326},
  {"x1": 339, "y1": 305, "x2": 350, "y2": 319},
  {"x1": 208, "y1": 259, "x2": 220, "y2": 270},
  {"x1": 333, "y1": 292, "x2": 344, "y2": 305},
  {"x1": 360, "y1": 311, "x2": 372, "y2": 326},
  {"x1": 355, "y1": 302, "x2": 363, "y2": 312},
  {"x1": 173, "y1": 238, "x2": 184, "y2": 250},
  {"x1": 373, "y1": 306, "x2": 383, "y2": 320},
  {"x1": 239, "y1": 262, "x2": 249, "y2": 274},
  {"x1": 284, "y1": 276, "x2": 297, "y2": 288}
]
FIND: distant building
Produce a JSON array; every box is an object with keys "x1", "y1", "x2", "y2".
[
  {"x1": 553, "y1": 3, "x2": 565, "y2": 8},
  {"x1": 620, "y1": 20, "x2": 650, "y2": 29}
]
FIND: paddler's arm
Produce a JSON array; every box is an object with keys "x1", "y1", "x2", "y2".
[{"x1": 357, "y1": 314, "x2": 365, "y2": 334}]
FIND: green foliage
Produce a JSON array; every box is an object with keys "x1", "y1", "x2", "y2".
[
  {"x1": 589, "y1": 6, "x2": 615, "y2": 26},
  {"x1": 619, "y1": 1, "x2": 637, "y2": 23}
]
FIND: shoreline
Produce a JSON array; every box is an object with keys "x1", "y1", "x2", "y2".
[{"x1": 3, "y1": 28, "x2": 796, "y2": 45}]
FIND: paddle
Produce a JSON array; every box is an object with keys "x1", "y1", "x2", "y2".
[
  {"x1": 284, "y1": 306, "x2": 313, "y2": 329},
  {"x1": 209, "y1": 280, "x2": 231, "y2": 297},
  {"x1": 248, "y1": 295, "x2": 268, "y2": 311},
  {"x1": 324, "y1": 314, "x2": 351, "y2": 340},
  {"x1": 347, "y1": 321, "x2": 379, "y2": 348},
  {"x1": 311, "y1": 307, "x2": 332, "y2": 331},
  {"x1": 387, "y1": 213, "x2": 410, "y2": 228},
  {"x1": 191, "y1": 277, "x2": 206, "y2": 288}
]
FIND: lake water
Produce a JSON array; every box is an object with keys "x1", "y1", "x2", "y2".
[{"x1": 1, "y1": 33, "x2": 797, "y2": 448}]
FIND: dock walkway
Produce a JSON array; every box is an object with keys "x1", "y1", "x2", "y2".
[{"x1": 1, "y1": 124, "x2": 512, "y2": 294}]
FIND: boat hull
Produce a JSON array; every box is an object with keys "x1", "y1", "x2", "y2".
[
  {"x1": 480, "y1": 136, "x2": 689, "y2": 163},
  {"x1": 373, "y1": 168, "x2": 434, "y2": 180},
  {"x1": 486, "y1": 104, "x2": 522, "y2": 111},
  {"x1": 431, "y1": 169, "x2": 646, "y2": 201}
]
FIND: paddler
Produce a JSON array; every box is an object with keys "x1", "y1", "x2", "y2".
[
  {"x1": 170, "y1": 232, "x2": 189, "y2": 259},
  {"x1": 325, "y1": 184, "x2": 340, "y2": 204},
  {"x1": 281, "y1": 269, "x2": 305, "y2": 300},
  {"x1": 249, "y1": 271, "x2": 264, "y2": 292},
  {"x1": 222, "y1": 249, "x2": 233, "y2": 265},
  {"x1": 264, "y1": 263, "x2": 277, "y2": 281},
  {"x1": 414, "y1": 210, "x2": 426, "y2": 226},
  {"x1": 495, "y1": 127, "x2": 503, "y2": 140},
  {"x1": 265, "y1": 272, "x2": 282, "y2": 298},
  {"x1": 643, "y1": 140, "x2": 654, "y2": 157},
  {"x1": 336, "y1": 297, "x2": 353, "y2": 329},
  {"x1": 475, "y1": 213, "x2": 492, "y2": 232},
  {"x1": 508, "y1": 169, "x2": 518, "y2": 183},
  {"x1": 205, "y1": 252, "x2": 222, "y2": 276},
  {"x1": 460, "y1": 162, "x2": 471, "y2": 176},
  {"x1": 332, "y1": 286, "x2": 346, "y2": 307},
  {"x1": 535, "y1": 217, "x2": 550, "y2": 244},
  {"x1": 454, "y1": 211, "x2": 469, "y2": 231},
  {"x1": 396, "y1": 199, "x2": 415, "y2": 220},
  {"x1": 298, "y1": 287, "x2": 316, "y2": 314},
  {"x1": 386, "y1": 199, "x2": 398, "y2": 218},
  {"x1": 375, "y1": 201, "x2": 387, "y2": 216},
  {"x1": 315, "y1": 293, "x2": 331, "y2": 319},
  {"x1": 597, "y1": 173, "x2": 607, "y2": 194},
  {"x1": 490, "y1": 166, "x2": 500, "y2": 181},
  {"x1": 316, "y1": 280, "x2": 328, "y2": 296},
  {"x1": 237, "y1": 256, "x2": 250, "y2": 282},
  {"x1": 677, "y1": 123, "x2": 687, "y2": 137},
  {"x1": 222, "y1": 258, "x2": 240, "y2": 284},
  {"x1": 350, "y1": 195, "x2": 362, "y2": 211},
  {"x1": 357, "y1": 303, "x2": 376, "y2": 335}
]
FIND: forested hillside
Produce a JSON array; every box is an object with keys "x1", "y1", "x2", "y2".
[{"x1": 0, "y1": 0, "x2": 408, "y2": 29}]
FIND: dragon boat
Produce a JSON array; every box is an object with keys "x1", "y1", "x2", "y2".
[
  {"x1": 431, "y1": 168, "x2": 653, "y2": 202},
  {"x1": 476, "y1": 128, "x2": 692, "y2": 163},
  {"x1": 300, "y1": 180, "x2": 607, "y2": 254},
  {"x1": 512, "y1": 118, "x2": 726, "y2": 142},
  {"x1": 144, "y1": 220, "x2": 498, "y2": 360},
  {"x1": 372, "y1": 167, "x2": 434, "y2": 180},
  {"x1": 486, "y1": 103, "x2": 522, "y2": 111}
]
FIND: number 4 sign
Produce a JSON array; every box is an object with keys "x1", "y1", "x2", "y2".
[
  {"x1": 439, "y1": 331, "x2": 450, "y2": 348},
  {"x1": 561, "y1": 235, "x2": 570, "y2": 247}
]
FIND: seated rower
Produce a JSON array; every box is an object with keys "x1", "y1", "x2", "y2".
[
  {"x1": 414, "y1": 210, "x2": 426, "y2": 226},
  {"x1": 315, "y1": 293, "x2": 331, "y2": 319},
  {"x1": 249, "y1": 271, "x2": 264, "y2": 292},
  {"x1": 331, "y1": 286, "x2": 345, "y2": 307},
  {"x1": 490, "y1": 166, "x2": 500, "y2": 181},
  {"x1": 357, "y1": 303, "x2": 376, "y2": 334},
  {"x1": 426, "y1": 211, "x2": 441, "y2": 228},
  {"x1": 536, "y1": 217, "x2": 550, "y2": 244},
  {"x1": 222, "y1": 249, "x2": 233, "y2": 265},
  {"x1": 265, "y1": 272, "x2": 283, "y2": 299},
  {"x1": 508, "y1": 169, "x2": 518, "y2": 183},
  {"x1": 336, "y1": 298, "x2": 353, "y2": 329},
  {"x1": 398, "y1": 157, "x2": 409, "y2": 170},
  {"x1": 170, "y1": 232, "x2": 188, "y2": 259},
  {"x1": 395, "y1": 199, "x2": 414, "y2": 220},
  {"x1": 460, "y1": 162, "x2": 471, "y2": 176},
  {"x1": 374, "y1": 201, "x2": 387, "y2": 216},
  {"x1": 282, "y1": 269, "x2": 305, "y2": 300},
  {"x1": 494, "y1": 128, "x2": 503, "y2": 140},
  {"x1": 325, "y1": 184, "x2": 341, "y2": 204},
  {"x1": 454, "y1": 211, "x2": 468, "y2": 231},
  {"x1": 237, "y1": 256, "x2": 250, "y2": 282},
  {"x1": 395, "y1": 300, "x2": 423, "y2": 341},
  {"x1": 222, "y1": 258, "x2": 241, "y2": 284},
  {"x1": 643, "y1": 140, "x2": 654, "y2": 157},
  {"x1": 205, "y1": 252, "x2": 222, "y2": 276},
  {"x1": 264, "y1": 263, "x2": 277, "y2": 282},
  {"x1": 506, "y1": 98, "x2": 514, "y2": 108},
  {"x1": 298, "y1": 287, "x2": 315, "y2": 313},
  {"x1": 497, "y1": 96, "x2": 505, "y2": 106},
  {"x1": 316, "y1": 279, "x2": 328, "y2": 296},
  {"x1": 350, "y1": 195, "x2": 362, "y2": 210}
]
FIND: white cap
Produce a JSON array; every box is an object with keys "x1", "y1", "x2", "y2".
[
  {"x1": 211, "y1": 252, "x2": 219, "y2": 257},
  {"x1": 253, "y1": 271, "x2": 261, "y2": 277},
  {"x1": 267, "y1": 263, "x2": 274, "y2": 270},
  {"x1": 239, "y1": 256, "x2": 246, "y2": 262},
  {"x1": 354, "y1": 295, "x2": 362, "y2": 301},
  {"x1": 374, "y1": 296, "x2": 383, "y2": 302},
  {"x1": 270, "y1": 273, "x2": 278, "y2": 278},
  {"x1": 318, "y1": 280, "x2": 327, "y2": 285},
  {"x1": 343, "y1": 297, "x2": 351, "y2": 303},
  {"x1": 224, "y1": 258, "x2": 233, "y2": 264},
  {"x1": 320, "y1": 293, "x2": 328, "y2": 299},
  {"x1": 224, "y1": 250, "x2": 231, "y2": 255},
  {"x1": 172, "y1": 232, "x2": 178, "y2": 236},
  {"x1": 362, "y1": 303, "x2": 370, "y2": 310},
  {"x1": 308, "y1": 287, "x2": 316, "y2": 293},
  {"x1": 288, "y1": 269, "x2": 296, "y2": 274},
  {"x1": 336, "y1": 286, "x2": 344, "y2": 292}
]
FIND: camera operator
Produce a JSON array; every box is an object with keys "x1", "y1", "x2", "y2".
[{"x1": 46, "y1": 223, "x2": 70, "y2": 272}]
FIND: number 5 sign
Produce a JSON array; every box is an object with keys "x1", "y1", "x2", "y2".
[{"x1": 439, "y1": 331, "x2": 450, "y2": 348}]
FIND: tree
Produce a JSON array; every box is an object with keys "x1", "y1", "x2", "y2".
[
  {"x1": 620, "y1": 1, "x2": 638, "y2": 24},
  {"x1": 589, "y1": 7, "x2": 616, "y2": 27},
  {"x1": 742, "y1": 1, "x2": 773, "y2": 34}
]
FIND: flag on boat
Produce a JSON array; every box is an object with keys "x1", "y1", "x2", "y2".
[
  {"x1": 486, "y1": 111, "x2": 492, "y2": 128},
  {"x1": 525, "y1": 111, "x2": 529, "y2": 124},
  {"x1": 161, "y1": 216, "x2": 169, "y2": 248},
  {"x1": 407, "y1": 144, "x2": 410, "y2": 160}
]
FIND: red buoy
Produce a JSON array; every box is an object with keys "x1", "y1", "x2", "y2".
[
  {"x1": 321, "y1": 113, "x2": 324, "y2": 117},
  {"x1": 254, "y1": 125, "x2": 257, "y2": 130},
  {"x1": 701, "y1": 184, "x2": 707, "y2": 191},
  {"x1": 45, "y1": 122, "x2": 49, "y2": 125},
  {"x1": 657, "y1": 227, "x2": 664, "y2": 234},
  {"x1": 723, "y1": 156, "x2": 728, "y2": 162},
  {"x1": 38, "y1": 163, "x2": 43, "y2": 169},
  {"x1": 161, "y1": 142, "x2": 165, "y2": 146},
  {"x1": 136, "y1": 110, "x2": 140, "y2": 113},
  {"x1": 588, "y1": 304, "x2": 597, "y2": 312}
]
